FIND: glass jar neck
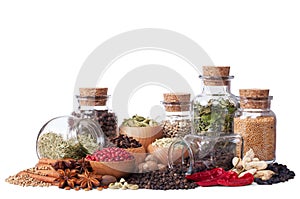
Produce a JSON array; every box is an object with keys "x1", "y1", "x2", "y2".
[
  {"x1": 239, "y1": 97, "x2": 272, "y2": 110},
  {"x1": 200, "y1": 75, "x2": 233, "y2": 95},
  {"x1": 201, "y1": 83, "x2": 232, "y2": 95}
]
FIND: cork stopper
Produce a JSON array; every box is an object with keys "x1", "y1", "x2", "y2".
[
  {"x1": 201, "y1": 66, "x2": 232, "y2": 86},
  {"x1": 202, "y1": 66, "x2": 230, "y2": 77},
  {"x1": 239, "y1": 89, "x2": 271, "y2": 109},
  {"x1": 78, "y1": 87, "x2": 108, "y2": 106},
  {"x1": 163, "y1": 92, "x2": 190, "y2": 103},
  {"x1": 163, "y1": 93, "x2": 191, "y2": 112},
  {"x1": 239, "y1": 89, "x2": 269, "y2": 98},
  {"x1": 79, "y1": 87, "x2": 108, "y2": 97}
]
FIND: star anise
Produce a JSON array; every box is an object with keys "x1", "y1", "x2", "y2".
[
  {"x1": 51, "y1": 159, "x2": 76, "y2": 170},
  {"x1": 54, "y1": 169, "x2": 78, "y2": 189},
  {"x1": 75, "y1": 158, "x2": 93, "y2": 174},
  {"x1": 77, "y1": 170, "x2": 102, "y2": 190}
]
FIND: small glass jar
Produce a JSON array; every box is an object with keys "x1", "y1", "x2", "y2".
[
  {"x1": 192, "y1": 66, "x2": 238, "y2": 135},
  {"x1": 36, "y1": 115, "x2": 105, "y2": 160},
  {"x1": 72, "y1": 88, "x2": 118, "y2": 140},
  {"x1": 234, "y1": 89, "x2": 276, "y2": 163},
  {"x1": 168, "y1": 133, "x2": 244, "y2": 173},
  {"x1": 161, "y1": 93, "x2": 192, "y2": 138}
]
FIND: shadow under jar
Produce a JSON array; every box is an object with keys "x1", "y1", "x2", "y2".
[
  {"x1": 234, "y1": 89, "x2": 276, "y2": 163},
  {"x1": 72, "y1": 88, "x2": 118, "y2": 140}
]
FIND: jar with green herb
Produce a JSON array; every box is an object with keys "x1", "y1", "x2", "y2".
[
  {"x1": 192, "y1": 66, "x2": 238, "y2": 135},
  {"x1": 36, "y1": 115, "x2": 105, "y2": 160}
]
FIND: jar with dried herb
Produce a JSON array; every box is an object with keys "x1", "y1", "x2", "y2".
[
  {"x1": 36, "y1": 115, "x2": 105, "y2": 160},
  {"x1": 234, "y1": 89, "x2": 276, "y2": 163},
  {"x1": 72, "y1": 88, "x2": 118, "y2": 139},
  {"x1": 192, "y1": 66, "x2": 238, "y2": 135},
  {"x1": 161, "y1": 92, "x2": 192, "y2": 138}
]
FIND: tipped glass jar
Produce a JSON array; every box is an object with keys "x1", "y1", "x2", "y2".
[
  {"x1": 234, "y1": 89, "x2": 276, "y2": 163},
  {"x1": 36, "y1": 115, "x2": 105, "y2": 160},
  {"x1": 72, "y1": 88, "x2": 118, "y2": 140},
  {"x1": 192, "y1": 66, "x2": 238, "y2": 135},
  {"x1": 161, "y1": 92, "x2": 192, "y2": 138}
]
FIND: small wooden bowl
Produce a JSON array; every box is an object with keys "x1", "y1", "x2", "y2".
[
  {"x1": 89, "y1": 158, "x2": 136, "y2": 179},
  {"x1": 124, "y1": 146, "x2": 146, "y2": 165},
  {"x1": 147, "y1": 144, "x2": 187, "y2": 165},
  {"x1": 119, "y1": 125, "x2": 163, "y2": 149}
]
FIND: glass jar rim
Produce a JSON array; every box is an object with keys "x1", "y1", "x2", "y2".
[
  {"x1": 76, "y1": 95, "x2": 110, "y2": 99},
  {"x1": 161, "y1": 101, "x2": 191, "y2": 105},
  {"x1": 199, "y1": 75, "x2": 234, "y2": 80},
  {"x1": 238, "y1": 96, "x2": 273, "y2": 100}
]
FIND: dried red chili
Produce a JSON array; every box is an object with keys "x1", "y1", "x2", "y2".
[
  {"x1": 185, "y1": 168, "x2": 226, "y2": 182},
  {"x1": 186, "y1": 168, "x2": 254, "y2": 187},
  {"x1": 217, "y1": 173, "x2": 254, "y2": 187}
]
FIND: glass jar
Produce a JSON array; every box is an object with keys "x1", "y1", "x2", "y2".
[
  {"x1": 72, "y1": 88, "x2": 118, "y2": 140},
  {"x1": 192, "y1": 66, "x2": 238, "y2": 135},
  {"x1": 168, "y1": 133, "x2": 243, "y2": 174},
  {"x1": 36, "y1": 115, "x2": 105, "y2": 160},
  {"x1": 161, "y1": 92, "x2": 192, "y2": 138},
  {"x1": 234, "y1": 89, "x2": 276, "y2": 163}
]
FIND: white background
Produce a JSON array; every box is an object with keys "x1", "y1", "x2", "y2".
[{"x1": 0, "y1": 0, "x2": 299, "y2": 198}]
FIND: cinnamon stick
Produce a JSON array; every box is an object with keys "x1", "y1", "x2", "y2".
[{"x1": 17, "y1": 171, "x2": 58, "y2": 185}]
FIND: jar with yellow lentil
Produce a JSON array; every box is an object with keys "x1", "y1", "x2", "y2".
[{"x1": 234, "y1": 89, "x2": 276, "y2": 163}]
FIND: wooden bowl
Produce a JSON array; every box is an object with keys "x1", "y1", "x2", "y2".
[
  {"x1": 119, "y1": 125, "x2": 163, "y2": 149},
  {"x1": 89, "y1": 158, "x2": 136, "y2": 179},
  {"x1": 147, "y1": 144, "x2": 187, "y2": 165},
  {"x1": 124, "y1": 146, "x2": 146, "y2": 165}
]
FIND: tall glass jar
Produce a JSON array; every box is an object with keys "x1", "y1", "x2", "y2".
[
  {"x1": 192, "y1": 66, "x2": 238, "y2": 135},
  {"x1": 234, "y1": 89, "x2": 276, "y2": 163},
  {"x1": 72, "y1": 88, "x2": 118, "y2": 140},
  {"x1": 161, "y1": 92, "x2": 192, "y2": 138}
]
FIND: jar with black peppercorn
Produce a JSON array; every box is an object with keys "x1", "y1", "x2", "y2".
[
  {"x1": 72, "y1": 88, "x2": 118, "y2": 140},
  {"x1": 161, "y1": 92, "x2": 192, "y2": 138}
]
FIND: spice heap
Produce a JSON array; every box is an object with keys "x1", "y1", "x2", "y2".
[
  {"x1": 121, "y1": 114, "x2": 159, "y2": 127},
  {"x1": 86, "y1": 147, "x2": 134, "y2": 162},
  {"x1": 37, "y1": 132, "x2": 98, "y2": 160},
  {"x1": 162, "y1": 92, "x2": 192, "y2": 138},
  {"x1": 5, "y1": 158, "x2": 121, "y2": 191},
  {"x1": 234, "y1": 89, "x2": 276, "y2": 162},
  {"x1": 185, "y1": 148, "x2": 296, "y2": 187},
  {"x1": 110, "y1": 134, "x2": 142, "y2": 149},
  {"x1": 137, "y1": 154, "x2": 166, "y2": 173},
  {"x1": 126, "y1": 163, "x2": 198, "y2": 190}
]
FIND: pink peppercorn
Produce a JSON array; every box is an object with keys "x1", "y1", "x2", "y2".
[{"x1": 87, "y1": 147, "x2": 134, "y2": 162}]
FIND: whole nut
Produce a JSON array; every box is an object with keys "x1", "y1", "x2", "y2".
[
  {"x1": 145, "y1": 154, "x2": 158, "y2": 162},
  {"x1": 101, "y1": 175, "x2": 117, "y2": 186},
  {"x1": 146, "y1": 160, "x2": 158, "y2": 171}
]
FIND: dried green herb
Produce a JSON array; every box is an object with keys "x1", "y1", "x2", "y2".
[
  {"x1": 193, "y1": 98, "x2": 237, "y2": 135},
  {"x1": 37, "y1": 132, "x2": 98, "y2": 160},
  {"x1": 122, "y1": 114, "x2": 159, "y2": 127}
]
